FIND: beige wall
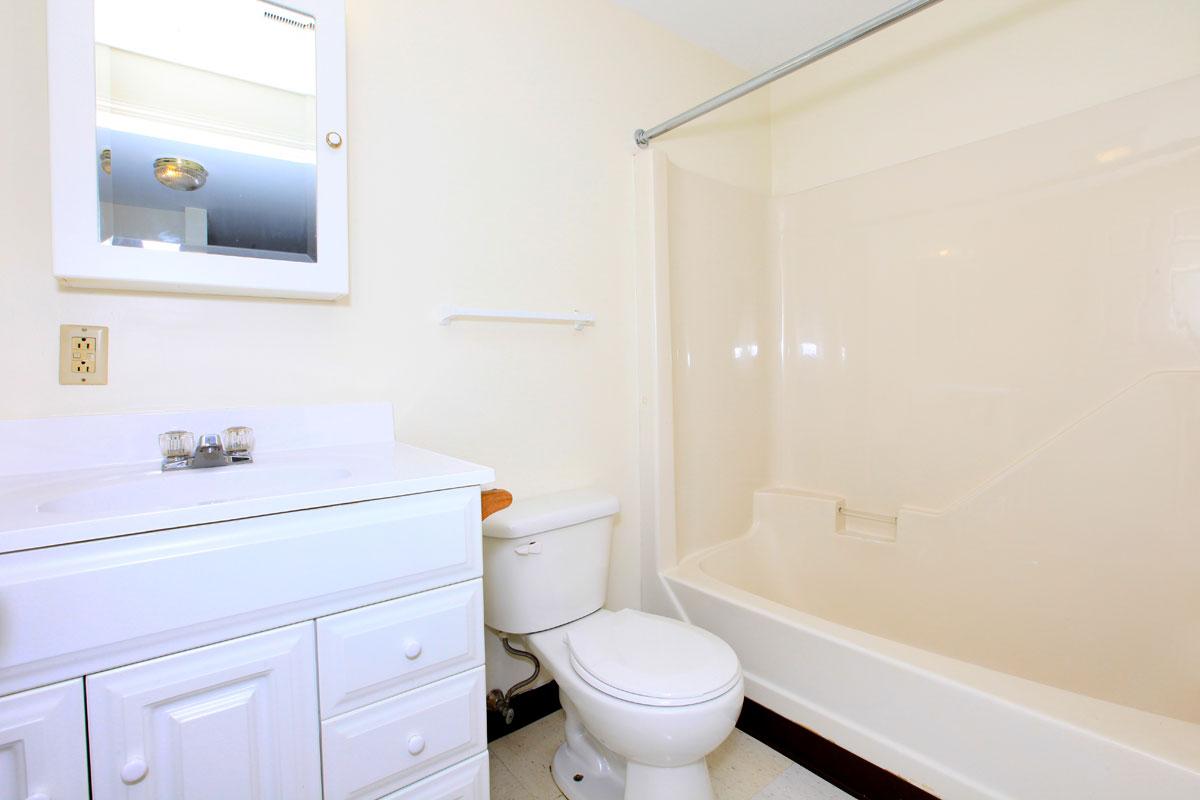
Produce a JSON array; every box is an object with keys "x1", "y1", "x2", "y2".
[{"x1": 0, "y1": 0, "x2": 769, "y2": 638}]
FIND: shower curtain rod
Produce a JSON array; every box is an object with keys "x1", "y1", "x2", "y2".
[{"x1": 633, "y1": 0, "x2": 943, "y2": 148}]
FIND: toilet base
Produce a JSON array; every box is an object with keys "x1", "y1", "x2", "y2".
[
  {"x1": 553, "y1": 741, "x2": 623, "y2": 800},
  {"x1": 625, "y1": 761, "x2": 714, "y2": 800},
  {"x1": 551, "y1": 692, "x2": 715, "y2": 800},
  {"x1": 553, "y1": 693, "x2": 625, "y2": 800},
  {"x1": 553, "y1": 742, "x2": 715, "y2": 800}
]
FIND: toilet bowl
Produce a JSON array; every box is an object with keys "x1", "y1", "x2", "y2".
[
  {"x1": 482, "y1": 489, "x2": 744, "y2": 800},
  {"x1": 528, "y1": 608, "x2": 743, "y2": 800}
]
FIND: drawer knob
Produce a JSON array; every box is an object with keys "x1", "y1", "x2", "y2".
[
  {"x1": 121, "y1": 757, "x2": 149, "y2": 784},
  {"x1": 407, "y1": 734, "x2": 426, "y2": 755},
  {"x1": 403, "y1": 639, "x2": 422, "y2": 660}
]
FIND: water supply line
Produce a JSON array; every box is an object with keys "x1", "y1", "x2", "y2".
[{"x1": 486, "y1": 635, "x2": 542, "y2": 726}]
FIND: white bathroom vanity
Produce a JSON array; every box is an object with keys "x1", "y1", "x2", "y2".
[{"x1": 0, "y1": 403, "x2": 493, "y2": 799}]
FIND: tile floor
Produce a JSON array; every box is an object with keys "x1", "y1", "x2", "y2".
[{"x1": 488, "y1": 710, "x2": 853, "y2": 800}]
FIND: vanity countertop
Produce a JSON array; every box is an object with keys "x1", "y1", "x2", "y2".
[
  {"x1": 0, "y1": 403, "x2": 493, "y2": 555},
  {"x1": 0, "y1": 441, "x2": 493, "y2": 555}
]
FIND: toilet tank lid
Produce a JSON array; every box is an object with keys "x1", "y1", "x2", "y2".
[{"x1": 482, "y1": 488, "x2": 618, "y2": 539}]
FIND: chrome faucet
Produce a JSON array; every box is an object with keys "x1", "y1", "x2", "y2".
[{"x1": 159, "y1": 427, "x2": 255, "y2": 471}]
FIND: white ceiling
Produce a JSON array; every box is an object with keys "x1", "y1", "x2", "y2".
[{"x1": 611, "y1": 0, "x2": 901, "y2": 73}]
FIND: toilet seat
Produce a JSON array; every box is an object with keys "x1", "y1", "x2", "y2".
[{"x1": 564, "y1": 609, "x2": 740, "y2": 707}]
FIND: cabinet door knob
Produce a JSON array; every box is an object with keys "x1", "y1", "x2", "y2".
[
  {"x1": 407, "y1": 734, "x2": 425, "y2": 755},
  {"x1": 403, "y1": 639, "x2": 422, "y2": 660},
  {"x1": 121, "y1": 756, "x2": 149, "y2": 784}
]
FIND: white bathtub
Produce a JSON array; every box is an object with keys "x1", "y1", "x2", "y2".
[
  {"x1": 662, "y1": 489, "x2": 1200, "y2": 799},
  {"x1": 631, "y1": 139, "x2": 1200, "y2": 798}
]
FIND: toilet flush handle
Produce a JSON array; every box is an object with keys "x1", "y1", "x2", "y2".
[{"x1": 514, "y1": 541, "x2": 542, "y2": 556}]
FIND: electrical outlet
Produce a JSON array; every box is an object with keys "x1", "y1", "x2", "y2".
[{"x1": 59, "y1": 325, "x2": 109, "y2": 385}]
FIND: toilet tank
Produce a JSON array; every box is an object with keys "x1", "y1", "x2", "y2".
[{"x1": 482, "y1": 488, "x2": 619, "y2": 634}]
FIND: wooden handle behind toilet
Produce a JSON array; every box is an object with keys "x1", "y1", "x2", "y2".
[{"x1": 481, "y1": 488, "x2": 513, "y2": 521}]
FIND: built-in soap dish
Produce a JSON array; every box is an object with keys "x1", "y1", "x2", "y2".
[{"x1": 835, "y1": 505, "x2": 897, "y2": 542}]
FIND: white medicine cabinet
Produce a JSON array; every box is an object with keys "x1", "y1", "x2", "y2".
[{"x1": 46, "y1": 0, "x2": 349, "y2": 299}]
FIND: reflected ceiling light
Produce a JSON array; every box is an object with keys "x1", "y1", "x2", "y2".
[
  {"x1": 154, "y1": 157, "x2": 208, "y2": 191},
  {"x1": 99, "y1": 148, "x2": 111, "y2": 175}
]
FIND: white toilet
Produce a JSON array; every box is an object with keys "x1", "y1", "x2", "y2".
[{"x1": 483, "y1": 489, "x2": 744, "y2": 800}]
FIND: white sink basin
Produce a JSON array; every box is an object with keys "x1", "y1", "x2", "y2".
[
  {"x1": 0, "y1": 428, "x2": 493, "y2": 555},
  {"x1": 37, "y1": 465, "x2": 353, "y2": 515}
]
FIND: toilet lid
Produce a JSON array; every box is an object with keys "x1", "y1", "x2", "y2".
[{"x1": 565, "y1": 609, "x2": 741, "y2": 707}]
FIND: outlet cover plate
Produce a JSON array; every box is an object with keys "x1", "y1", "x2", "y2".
[{"x1": 59, "y1": 324, "x2": 109, "y2": 385}]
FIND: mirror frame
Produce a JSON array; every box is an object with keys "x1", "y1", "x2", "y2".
[{"x1": 46, "y1": 0, "x2": 348, "y2": 300}]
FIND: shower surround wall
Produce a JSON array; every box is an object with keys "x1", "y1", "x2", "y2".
[
  {"x1": 663, "y1": 0, "x2": 1200, "y2": 563},
  {"x1": 654, "y1": 77, "x2": 1200, "y2": 800},
  {"x1": 659, "y1": 1, "x2": 1200, "y2": 691},
  {"x1": 753, "y1": 74, "x2": 1200, "y2": 721},
  {"x1": 645, "y1": 1, "x2": 1200, "y2": 794},
  {"x1": 667, "y1": 165, "x2": 771, "y2": 557}
]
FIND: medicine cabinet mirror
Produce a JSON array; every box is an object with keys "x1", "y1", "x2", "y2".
[{"x1": 46, "y1": 0, "x2": 348, "y2": 299}]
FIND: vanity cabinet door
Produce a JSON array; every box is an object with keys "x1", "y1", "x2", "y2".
[
  {"x1": 86, "y1": 622, "x2": 321, "y2": 800},
  {"x1": 0, "y1": 679, "x2": 89, "y2": 800}
]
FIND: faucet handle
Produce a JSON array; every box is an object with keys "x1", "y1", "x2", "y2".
[
  {"x1": 222, "y1": 426, "x2": 255, "y2": 455},
  {"x1": 196, "y1": 433, "x2": 223, "y2": 451},
  {"x1": 158, "y1": 430, "x2": 195, "y2": 459}
]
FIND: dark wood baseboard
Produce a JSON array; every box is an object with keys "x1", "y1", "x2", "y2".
[
  {"x1": 487, "y1": 680, "x2": 563, "y2": 742},
  {"x1": 736, "y1": 698, "x2": 940, "y2": 800}
]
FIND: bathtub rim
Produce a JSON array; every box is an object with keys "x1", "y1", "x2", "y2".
[{"x1": 664, "y1": 534, "x2": 1200, "y2": 794}]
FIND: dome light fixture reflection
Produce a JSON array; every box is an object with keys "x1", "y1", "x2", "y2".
[{"x1": 153, "y1": 157, "x2": 208, "y2": 191}]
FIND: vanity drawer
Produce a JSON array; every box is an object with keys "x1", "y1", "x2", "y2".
[
  {"x1": 317, "y1": 580, "x2": 484, "y2": 718},
  {"x1": 378, "y1": 752, "x2": 488, "y2": 800},
  {"x1": 321, "y1": 667, "x2": 486, "y2": 800}
]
